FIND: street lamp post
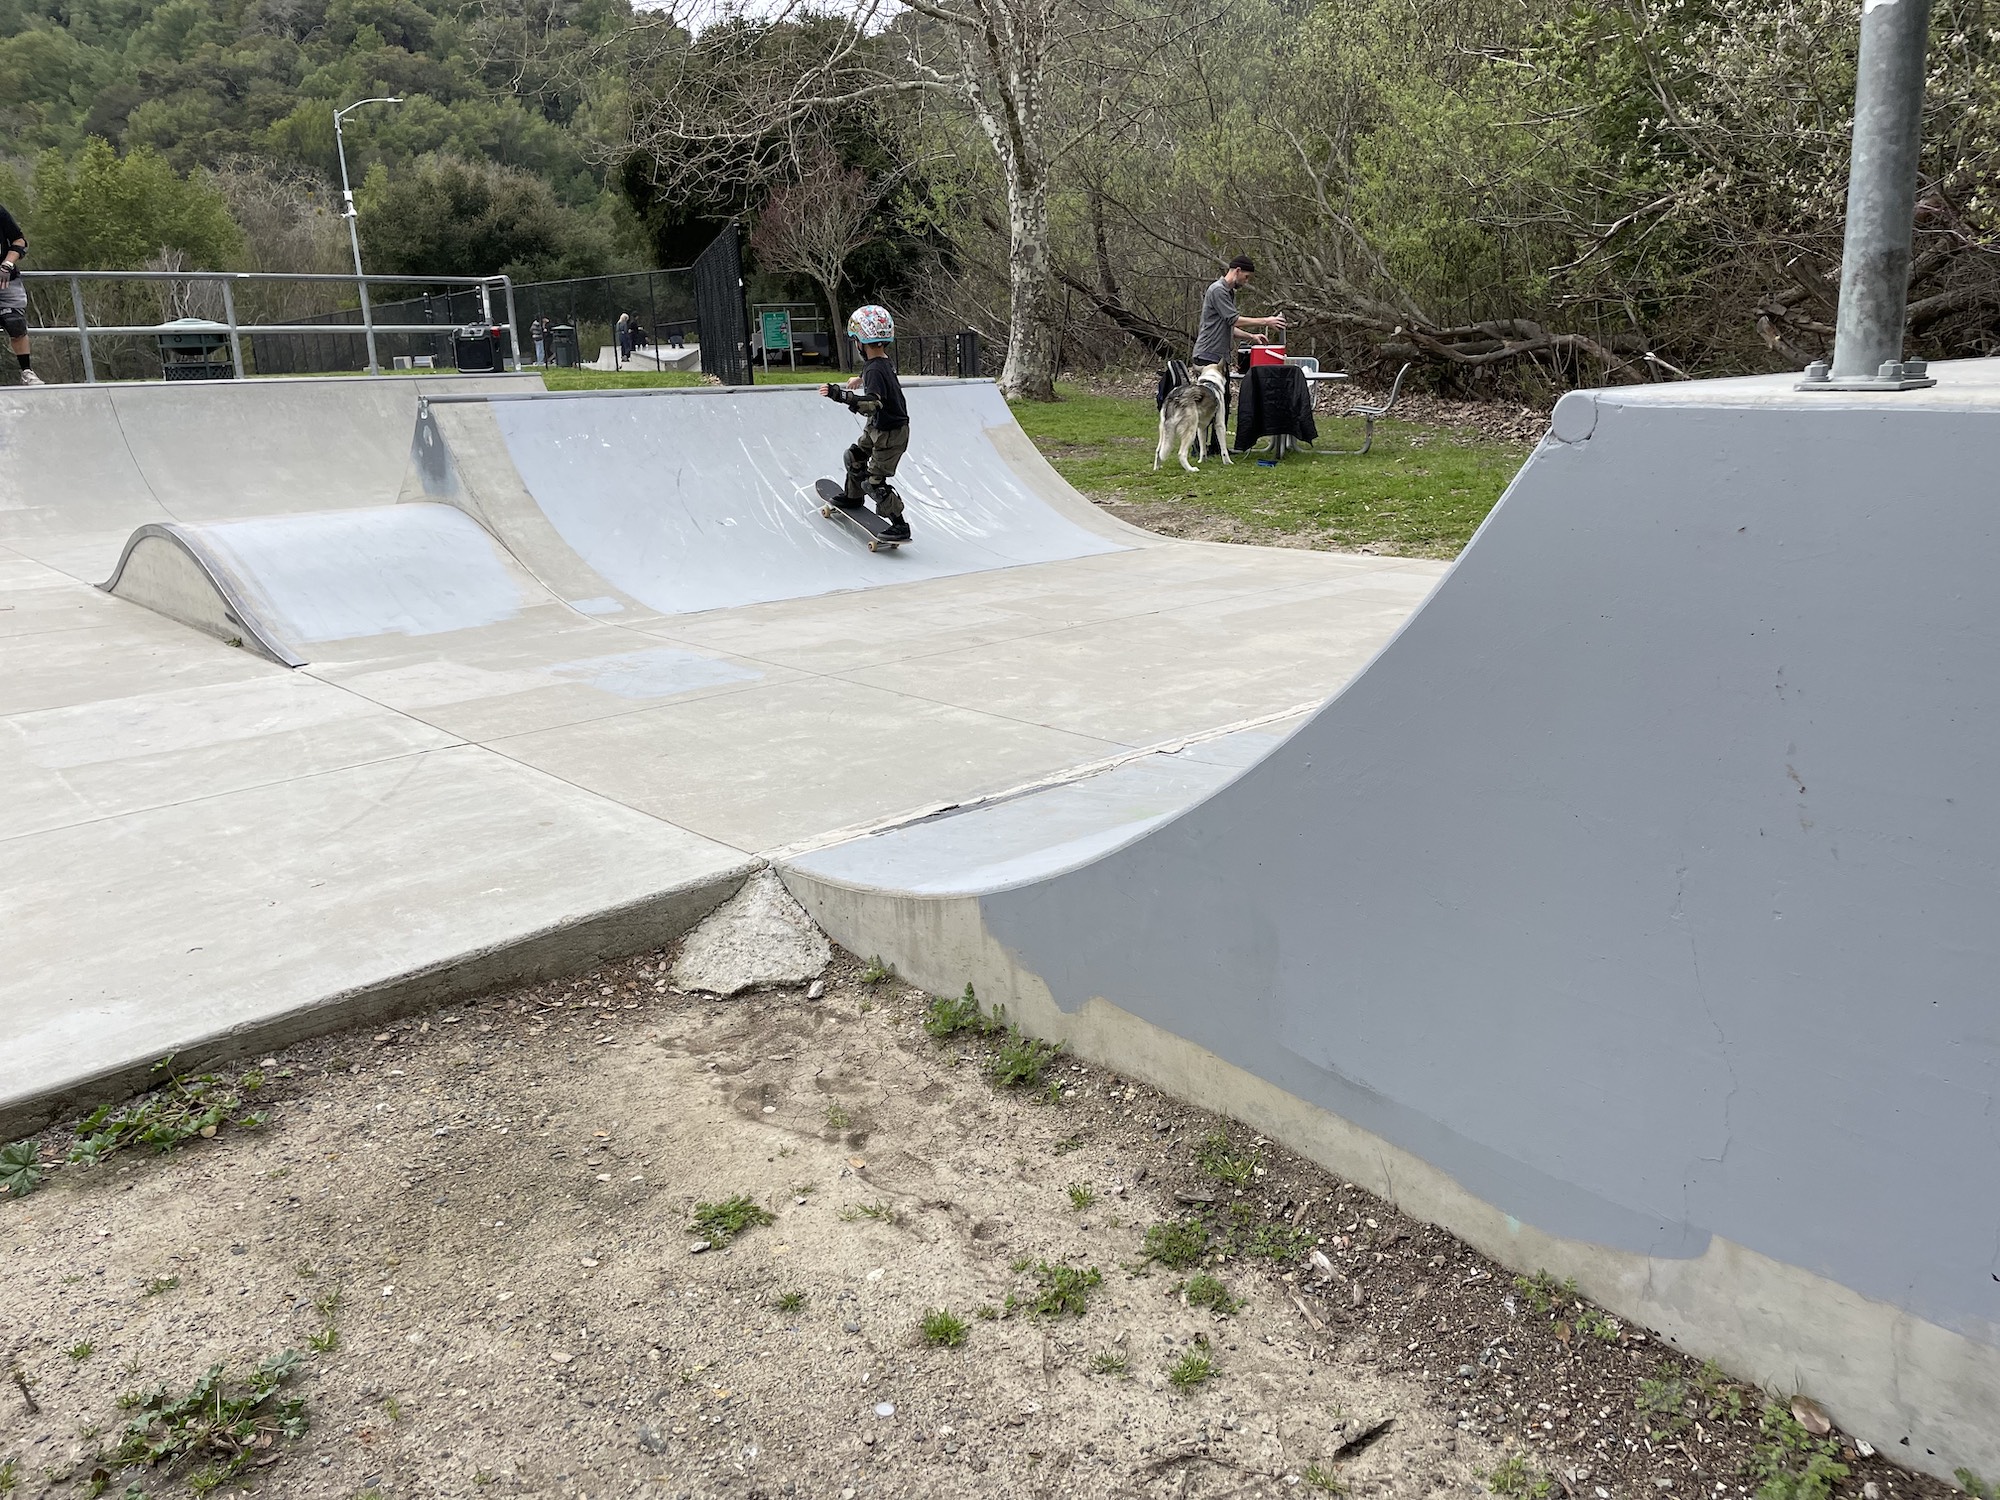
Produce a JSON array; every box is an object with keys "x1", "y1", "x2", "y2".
[{"x1": 334, "y1": 95, "x2": 402, "y2": 375}]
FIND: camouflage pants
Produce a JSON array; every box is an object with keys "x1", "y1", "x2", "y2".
[{"x1": 842, "y1": 424, "x2": 910, "y2": 519}]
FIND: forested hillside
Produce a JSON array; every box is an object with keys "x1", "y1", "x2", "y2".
[
  {"x1": 3, "y1": 0, "x2": 1998, "y2": 392},
  {"x1": 0, "y1": 0, "x2": 643, "y2": 281}
]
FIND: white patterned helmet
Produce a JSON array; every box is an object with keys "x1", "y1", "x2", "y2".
[{"x1": 847, "y1": 305, "x2": 895, "y2": 345}]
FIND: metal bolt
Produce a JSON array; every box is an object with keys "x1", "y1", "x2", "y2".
[
  {"x1": 1802, "y1": 361, "x2": 1831, "y2": 384},
  {"x1": 1878, "y1": 360, "x2": 1904, "y2": 380}
]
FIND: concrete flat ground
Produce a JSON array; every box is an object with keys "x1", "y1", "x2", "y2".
[{"x1": 0, "y1": 375, "x2": 1445, "y2": 1135}]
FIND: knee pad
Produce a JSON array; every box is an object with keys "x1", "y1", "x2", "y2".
[{"x1": 0, "y1": 309, "x2": 24, "y2": 340}]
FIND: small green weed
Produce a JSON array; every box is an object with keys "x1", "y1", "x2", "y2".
[
  {"x1": 1066, "y1": 1183, "x2": 1095, "y2": 1210},
  {"x1": 1005, "y1": 1261, "x2": 1102, "y2": 1319},
  {"x1": 774, "y1": 1291, "x2": 807, "y2": 1313},
  {"x1": 824, "y1": 1102, "x2": 852, "y2": 1130},
  {"x1": 141, "y1": 1276, "x2": 179, "y2": 1297},
  {"x1": 1181, "y1": 1274, "x2": 1245, "y2": 1314},
  {"x1": 975, "y1": 1305, "x2": 1000, "y2": 1320},
  {"x1": 920, "y1": 1309, "x2": 969, "y2": 1347},
  {"x1": 1090, "y1": 1350, "x2": 1129, "y2": 1376},
  {"x1": 106, "y1": 1351, "x2": 307, "y2": 1489},
  {"x1": 1514, "y1": 1270, "x2": 1575, "y2": 1316},
  {"x1": 306, "y1": 1289, "x2": 341, "y2": 1352},
  {"x1": 924, "y1": 983, "x2": 994, "y2": 1039},
  {"x1": 1195, "y1": 1130, "x2": 1257, "y2": 1186},
  {"x1": 1053, "y1": 1133, "x2": 1084, "y2": 1155},
  {"x1": 1576, "y1": 1308, "x2": 1620, "y2": 1342},
  {"x1": 1142, "y1": 1217, "x2": 1209, "y2": 1269},
  {"x1": 1636, "y1": 1376, "x2": 1691, "y2": 1439},
  {"x1": 689, "y1": 1195, "x2": 775, "y2": 1248},
  {"x1": 1167, "y1": 1349, "x2": 1214, "y2": 1389},
  {"x1": 1481, "y1": 1454, "x2": 1552, "y2": 1498},
  {"x1": 859, "y1": 956, "x2": 892, "y2": 984},
  {"x1": 0, "y1": 1140, "x2": 44, "y2": 1198},
  {"x1": 66, "y1": 1341, "x2": 93, "y2": 1364},
  {"x1": 1242, "y1": 1220, "x2": 1313, "y2": 1260},
  {"x1": 840, "y1": 1200, "x2": 897, "y2": 1224},
  {"x1": 69, "y1": 1059, "x2": 268, "y2": 1170},
  {"x1": 1302, "y1": 1463, "x2": 1347, "y2": 1494},
  {"x1": 383, "y1": 1394, "x2": 404, "y2": 1422},
  {"x1": 988, "y1": 1026, "x2": 1064, "y2": 1090},
  {"x1": 1747, "y1": 1402, "x2": 1849, "y2": 1500},
  {"x1": 1955, "y1": 1470, "x2": 1995, "y2": 1500},
  {"x1": 0, "y1": 1457, "x2": 17, "y2": 1492}
]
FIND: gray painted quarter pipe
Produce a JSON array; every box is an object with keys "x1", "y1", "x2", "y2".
[{"x1": 784, "y1": 362, "x2": 2000, "y2": 1482}]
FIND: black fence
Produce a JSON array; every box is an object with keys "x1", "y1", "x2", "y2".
[
  {"x1": 892, "y1": 330, "x2": 982, "y2": 378},
  {"x1": 694, "y1": 225, "x2": 754, "y2": 387}
]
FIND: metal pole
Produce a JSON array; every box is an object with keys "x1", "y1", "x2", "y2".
[
  {"x1": 499, "y1": 277, "x2": 522, "y2": 370},
  {"x1": 220, "y1": 278, "x2": 245, "y2": 379},
  {"x1": 70, "y1": 275, "x2": 95, "y2": 384},
  {"x1": 1803, "y1": 0, "x2": 1936, "y2": 390},
  {"x1": 334, "y1": 97, "x2": 400, "y2": 377}
]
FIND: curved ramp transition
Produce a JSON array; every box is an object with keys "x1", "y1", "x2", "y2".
[
  {"x1": 101, "y1": 504, "x2": 544, "y2": 666},
  {"x1": 784, "y1": 360, "x2": 2000, "y2": 1483},
  {"x1": 406, "y1": 381, "x2": 1134, "y2": 617}
]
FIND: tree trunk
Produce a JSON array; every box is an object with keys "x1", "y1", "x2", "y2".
[
  {"x1": 818, "y1": 278, "x2": 846, "y2": 371},
  {"x1": 999, "y1": 166, "x2": 1056, "y2": 401}
]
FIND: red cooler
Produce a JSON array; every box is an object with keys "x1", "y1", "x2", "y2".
[{"x1": 1248, "y1": 344, "x2": 1288, "y2": 367}]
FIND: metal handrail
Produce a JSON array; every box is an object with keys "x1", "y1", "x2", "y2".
[{"x1": 15, "y1": 269, "x2": 523, "y2": 382}]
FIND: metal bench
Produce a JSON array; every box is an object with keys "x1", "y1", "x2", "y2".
[{"x1": 1322, "y1": 362, "x2": 1413, "y2": 456}]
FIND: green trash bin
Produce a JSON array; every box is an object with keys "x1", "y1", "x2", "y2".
[{"x1": 157, "y1": 319, "x2": 234, "y2": 381}]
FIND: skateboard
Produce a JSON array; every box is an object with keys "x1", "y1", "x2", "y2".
[{"x1": 815, "y1": 478, "x2": 906, "y2": 552}]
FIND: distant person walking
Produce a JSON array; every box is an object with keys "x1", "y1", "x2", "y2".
[
  {"x1": 0, "y1": 200, "x2": 41, "y2": 386},
  {"x1": 616, "y1": 311, "x2": 634, "y2": 366},
  {"x1": 530, "y1": 316, "x2": 549, "y2": 366}
]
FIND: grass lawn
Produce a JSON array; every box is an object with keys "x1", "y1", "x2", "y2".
[{"x1": 1011, "y1": 385, "x2": 1532, "y2": 559}]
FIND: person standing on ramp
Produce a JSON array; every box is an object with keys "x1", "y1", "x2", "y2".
[
  {"x1": 0, "y1": 201, "x2": 41, "y2": 386},
  {"x1": 818, "y1": 305, "x2": 912, "y2": 541}
]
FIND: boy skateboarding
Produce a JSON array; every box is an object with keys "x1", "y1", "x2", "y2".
[
  {"x1": 818, "y1": 305, "x2": 911, "y2": 542},
  {"x1": 0, "y1": 199, "x2": 41, "y2": 385}
]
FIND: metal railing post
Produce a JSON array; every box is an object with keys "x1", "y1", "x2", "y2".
[
  {"x1": 357, "y1": 273, "x2": 380, "y2": 375},
  {"x1": 220, "y1": 278, "x2": 246, "y2": 380},
  {"x1": 499, "y1": 277, "x2": 522, "y2": 370},
  {"x1": 70, "y1": 276, "x2": 95, "y2": 384}
]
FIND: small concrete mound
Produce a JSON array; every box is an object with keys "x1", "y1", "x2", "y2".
[{"x1": 672, "y1": 869, "x2": 831, "y2": 995}]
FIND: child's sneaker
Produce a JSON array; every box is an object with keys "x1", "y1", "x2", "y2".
[
  {"x1": 880, "y1": 518, "x2": 912, "y2": 542},
  {"x1": 17, "y1": 369, "x2": 43, "y2": 386}
]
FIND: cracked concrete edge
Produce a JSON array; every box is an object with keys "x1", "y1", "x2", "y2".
[
  {"x1": 0, "y1": 862, "x2": 758, "y2": 1143},
  {"x1": 779, "y1": 866, "x2": 2000, "y2": 1486}
]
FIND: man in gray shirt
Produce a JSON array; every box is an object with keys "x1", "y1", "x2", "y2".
[{"x1": 1192, "y1": 256, "x2": 1287, "y2": 366}]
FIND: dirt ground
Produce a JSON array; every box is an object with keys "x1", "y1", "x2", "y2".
[{"x1": 0, "y1": 948, "x2": 1961, "y2": 1500}]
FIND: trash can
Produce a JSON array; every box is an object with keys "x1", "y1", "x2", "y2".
[
  {"x1": 157, "y1": 319, "x2": 234, "y2": 380},
  {"x1": 453, "y1": 324, "x2": 505, "y2": 373},
  {"x1": 551, "y1": 324, "x2": 579, "y2": 369}
]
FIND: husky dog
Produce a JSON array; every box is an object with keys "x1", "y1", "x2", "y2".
[{"x1": 1154, "y1": 363, "x2": 1232, "y2": 473}]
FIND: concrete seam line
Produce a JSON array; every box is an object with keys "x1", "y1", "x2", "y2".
[{"x1": 763, "y1": 701, "x2": 1324, "y2": 862}]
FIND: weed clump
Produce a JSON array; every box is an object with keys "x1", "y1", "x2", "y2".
[
  {"x1": 920, "y1": 1309, "x2": 969, "y2": 1347},
  {"x1": 1090, "y1": 1350, "x2": 1129, "y2": 1376},
  {"x1": 108, "y1": 1350, "x2": 308, "y2": 1492},
  {"x1": 1142, "y1": 1217, "x2": 1209, "y2": 1270},
  {"x1": 1480, "y1": 1454, "x2": 1552, "y2": 1498},
  {"x1": 690, "y1": 1195, "x2": 775, "y2": 1248},
  {"x1": 1167, "y1": 1349, "x2": 1214, "y2": 1389},
  {"x1": 1181, "y1": 1274, "x2": 1244, "y2": 1314},
  {"x1": 1066, "y1": 1183, "x2": 1096, "y2": 1210},
  {"x1": 1195, "y1": 1130, "x2": 1257, "y2": 1186},
  {"x1": 1004, "y1": 1260, "x2": 1102, "y2": 1319},
  {"x1": 774, "y1": 1291, "x2": 807, "y2": 1313},
  {"x1": 923, "y1": 984, "x2": 994, "y2": 1039},
  {"x1": 988, "y1": 1025, "x2": 1063, "y2": 1091},
  {"x1": 1747, "y1": 1403, "x2": 1849, "y2": 1500}
]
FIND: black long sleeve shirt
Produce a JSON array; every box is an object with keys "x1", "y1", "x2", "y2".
[
  {"x1": 824, "y1": 357, "x2": 908, "y2": 429},
  {"x1": 0, "y1": 202, "x2": 25, "y2": 260}
]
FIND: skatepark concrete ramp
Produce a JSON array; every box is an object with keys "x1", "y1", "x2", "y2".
[
  {"x1": 98, "y1": 505, "x2": 551, "y2": 667},
  {"x1": 403, "y1": 381, "x2": 1132, "y2": 617},
  {"x1": 783, "y1": 360, "x2": 2000, "y2": 1482}
]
